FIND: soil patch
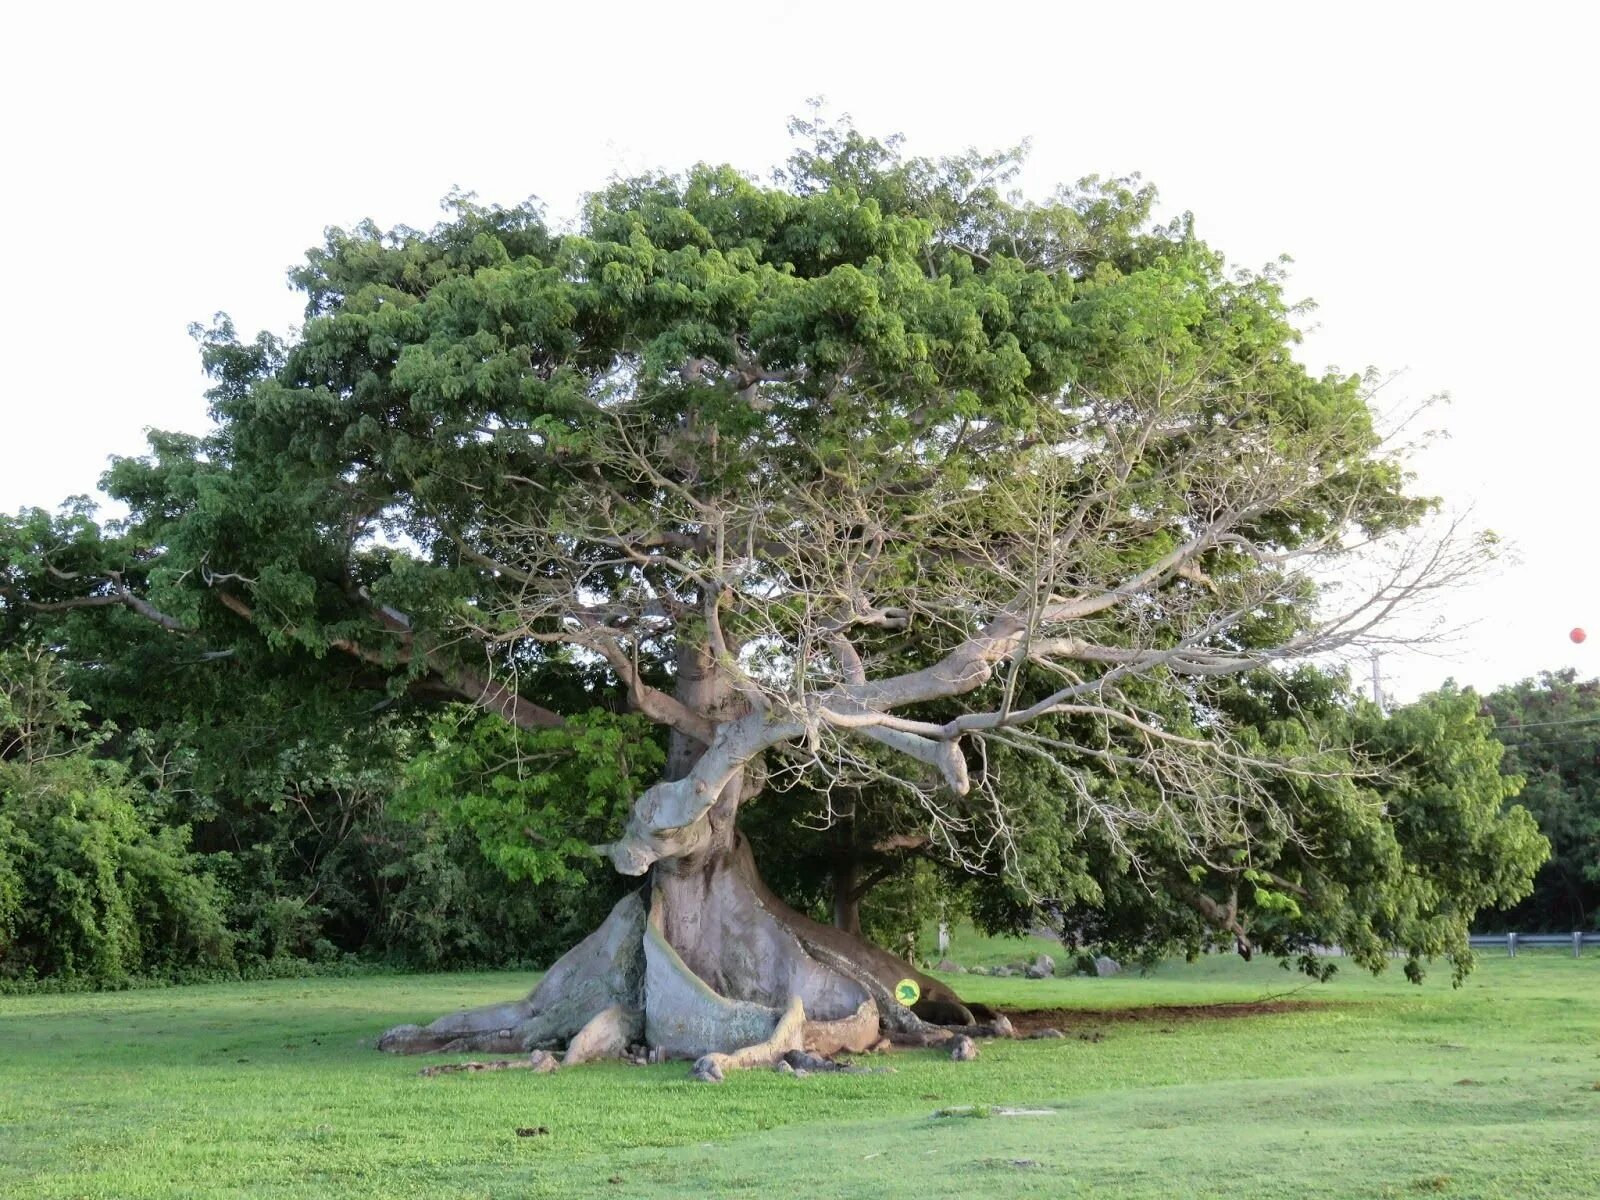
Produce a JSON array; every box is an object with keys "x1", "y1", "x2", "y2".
[{"x1": 1002, "y1": 998, "x2": 1330, "y2": 1036}]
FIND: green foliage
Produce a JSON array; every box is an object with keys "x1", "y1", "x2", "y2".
[
  {"x1": 1040, "y1": 678, "x2": 1546, "y2": 982},
  {"x1": 750, "y1": 670, "x2": 1546, "y2": 984},
  {"x1": 1482, "y1": 670, "x2": 1600, "y2": 931},
  {"x1": 0, "y1": 649, "x2": 232, "y2": 984},
  {"x1": 398, "y1": 707, "x2": 664, "y2": 886},
  {"x1": 0, "y1": 112, "x2": 1531, "y2": 989}
]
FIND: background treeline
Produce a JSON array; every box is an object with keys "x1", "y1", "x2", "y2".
[
  {"x1": 0, "y1": 640, "x2": 628, "y2": 989},
  {"x1": 0, "y1": 615, "x2": 1584, "y2": 990}
]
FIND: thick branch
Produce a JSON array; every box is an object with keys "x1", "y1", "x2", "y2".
[
  {"x1": 590, "y1": 639, "x2": 716, "y2": 744},
  {"x1": 12, "y1": 574, "x2": 190, "y2": 633},
  {"x1": 214, "y1": 591, "x2": 565, "y2": 731}
]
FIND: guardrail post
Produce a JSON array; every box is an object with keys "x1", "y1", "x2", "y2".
[
  {"x1": 1576, "y1": 931, "x2": 1584, "y2": 959},
  {"x1": 1508, "y1": 932, "x2": 1517, "y2": 957}
]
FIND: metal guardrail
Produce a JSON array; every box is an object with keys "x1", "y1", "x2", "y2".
[{"x1": 1468, "y1": 932, "x2": 1600, "y2": 957}]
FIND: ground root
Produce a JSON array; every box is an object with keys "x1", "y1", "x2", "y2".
[
  {"x1": 378, "y1": 890, "x2": 646, "y2": 1055},
  {"x1": 885, "y1": 1014, "x2": 1016, "y2": 1047},
  {"x1": 775, "y1": 1049, "x2": 895, "y2": 1076},
  {"x1": 688, "y1": 996, "x2": 805, "y2": 1081},
  {"x1": 417, "y1": 1051, "x2": 560, "y2": 1078},
  {"x1": 378, "y1": 843, "x2": 1006, "y2": 1066}
]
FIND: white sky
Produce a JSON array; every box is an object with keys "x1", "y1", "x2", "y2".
[{"x1": 1, "y1": 0, "x2": 1594, "y2": 701}]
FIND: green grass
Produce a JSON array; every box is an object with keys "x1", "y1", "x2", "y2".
[{"x1": 3, "y1": 952, "x2": 1599, "y2": 1198}]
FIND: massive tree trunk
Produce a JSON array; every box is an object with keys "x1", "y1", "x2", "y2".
[{"x1": 379, "y1": 648, "x2": 990, "y2": 1068}]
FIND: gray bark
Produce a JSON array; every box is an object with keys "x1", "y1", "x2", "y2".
[{"x1": 379, "y1": 645, "x2": 992, "y2": 1069}]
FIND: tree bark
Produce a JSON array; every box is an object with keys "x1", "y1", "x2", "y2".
[
  {"x1": 832, "y1": 861, "x2": 863, "y2": 937},
  {"x1": 379, "y1": 644, "x2": 990, "y2": 1069}
]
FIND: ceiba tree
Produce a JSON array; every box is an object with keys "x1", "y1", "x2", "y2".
[{"x1": 0, "y1": 119, "x2": 1497, "y2": 1068}]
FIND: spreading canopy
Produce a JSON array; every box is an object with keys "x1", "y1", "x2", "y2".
[{"x1": 1, "y1": 123, "x2": 1524, "y2": 1037}]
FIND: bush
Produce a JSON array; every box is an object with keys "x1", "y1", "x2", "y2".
[
  {"x1": 0, "y1": 752, "x2": 234, "y2": 984},
  {"x1": 0, "y1": 648, "x2": 233, "y2": 985}
]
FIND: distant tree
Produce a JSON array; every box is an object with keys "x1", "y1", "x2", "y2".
[
  {"x1": 1482, "y1": 670, "x2": 1600, "y2": 931},
  {"x1": 0, "y1": 115, "x2": 1527, "y2": 1069}
]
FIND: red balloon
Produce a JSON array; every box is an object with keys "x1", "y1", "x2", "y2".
[{"x1": 1572, "y1": 628, "x2": 1588, "y2": 644}]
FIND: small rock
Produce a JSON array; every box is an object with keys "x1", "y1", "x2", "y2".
[
  {"x1": 1031, "y1": 953, "x2": 1055, "y2": 976},
  {"x1": 950, "y1": 1035, "x2": 979, "y2": 1062},
  {"x1": 1028, "y1": 1028, "x2": 1065, "y2": 1039},
  {"x1": 774, "y1": 1060, "x2": 795, "y2": 1075},
  {"x1": 1007, "y1": 961, "x2": 1031, "y2": 975},
  {"x1": 793, "y1": 1068, "x2": 809, "y2": 1078},
  {"x1": 690, "y1": 1056, "x2": 724, "y2": 1083},
  {"x1": 934, "y1": 959, "x2": 966, "y2": 974},
  {"x1": 528, "y1": 1050, "x2": 560, "y2": 1072},
  {"x1": 514, "y1": 1126, "x2": 549, "y2": 1137},
  {"x1": 1024, "y1": 964, "x2": 1049, "y2": 979},
  {"x1": 867, "y1": 1037, "x2": 893, "y2": 1054},
  {"x1": 1093, "y1": 956, "x2": 1121, "y2": 977},
  {"x1": 993, "y1": 966, "x2": 1014, "y2": 978}
]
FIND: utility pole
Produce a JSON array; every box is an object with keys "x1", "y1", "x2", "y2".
[{"x1": 1369, "y1": 648, "x2": 1385, "y2": 712}]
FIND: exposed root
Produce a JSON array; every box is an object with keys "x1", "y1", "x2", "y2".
[
  {"x1": 689, "y1": 995, "x2": 805, "y2": 1081},
  {"x1": 777, "y1": 1049, "x2": 893, "y2": 1075},
  {"x1": 803, "y1": 998, "x2": 880, "y2": 1055},
  {"x1": 379, "y1": 998, "x2": 534, "y2": 1055},
  {"x1": 417, "y1": 1050, "x2": 560, "y2": 1078},
  {"x1": 563, "y1": 1003, "x2": 644, "y2": 1066},
  {"x1": 380, "y1": 890, "x2": 645, "y2": 1055},
  {"x1": 651, "y1": 838, "x2": 881, "y2": 1052},
  {"x1": 644, "y1": 889, "x2": 803, "y2": 1058},
  {"x1": 886, "y1": 1014, "x2": 1015, "y2": 1047},
  {"x1": 379, "y1": 838, "x2": 997, "y2": 1069}
]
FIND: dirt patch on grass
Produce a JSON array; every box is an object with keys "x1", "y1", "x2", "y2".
[{"x1": 1001, "y1": 998, "x2": 1330, "y2": 1036}]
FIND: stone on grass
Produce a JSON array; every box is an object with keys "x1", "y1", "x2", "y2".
[
  {"x1": 949, "y1": 1035, "x2": 979, "y2": 1062},
  {"x1": 1028, "y1": 1028, "x2": 1065, "y2": 1039},
  {"x1": 934, "y1": 959, "x2": 966, "y2": 974},
  {"x1": 1093, "y1": 956, "x2": 1121, "y2": 977},
  {"x1": 690, "y1": 1056, "x2": 725, "y2": 1083}
]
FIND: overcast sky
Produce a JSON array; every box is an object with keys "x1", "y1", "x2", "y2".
[{"x1": 2, "y1": 1, "x2": 1594, "y2": 700}]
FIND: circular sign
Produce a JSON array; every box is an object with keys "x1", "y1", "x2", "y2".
[
  {"x1": 894, "y1": 978, "x2": 921, "y2": 1006},
  {"x1": 1572, "y1": 628, "x2": 1588, "y2": 645}
]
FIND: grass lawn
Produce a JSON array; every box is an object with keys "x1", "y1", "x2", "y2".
[{"x1": 3, "y1": 948, "x2": 1599, "y2": 1199}]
